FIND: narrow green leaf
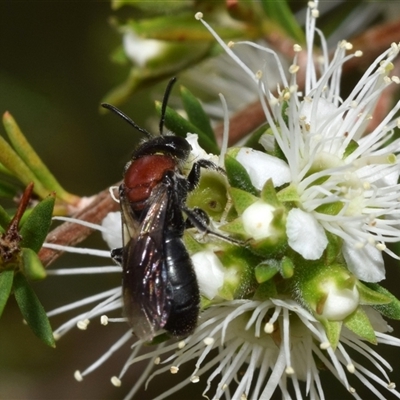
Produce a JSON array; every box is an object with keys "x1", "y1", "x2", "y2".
[
  {"x1": 0, "y1": 180, "x2": 19, "y2": 198},
  {"x1": 20, "y1": 194, "x2": 55, "y2": 253},
  {"x1": 255, "y1": 261, "x2": 279, "y2": 283},
  {"x1": 0, "y1": 135, "x2": 49, "y2": 198},
  {"x1": 3, "y1": 112, "x2": 78, "y2": 204},
  {"x1": 13, "y1": 272, "x2": 55, "y2": 347},
  {"x1": 22, "y1": 248, "x2": 47, "y2": 281},
  {"x1": 319, "y1": 319, "x2": 342, "y2": 349},
  {"x1": 0, "y1": 270, "x2": 14, "y2": 317},
  {"x1": 180, "y1": 86, "x2": 217, "y2": 145},
  {"x1": 364, "y1": 282, "x2": 400, "y2": 320},
  {"x1": 0, "y1": 204, "x2": 11, "y2": 230},
  {"x1": 261, "y1": 179, "x2": 280, "y2": 208},
  {"x1": 357, "y1": 281, "x2": 391, "y2": 306},
  {"x1": 344, "y1": 307, "x2": 376, "y2": 344},
  {"x1": 260, "y1": 0, "x2": 304, "y2": 43},
  {"x1": 155, "y1": 102, "x2": 220, "y2": 154},
  {"x1": 225, "y1": 154, "x2": 258, "y2": 196},
  {"x1": 228, "y1": 186, "x2": 259, "y2": 215},
  {"x1": 243, "y1": 124, "x2": 268, "y2": 151},
  {"x1": 128, "y1": 13, "x2": 245, "y2": 41}
]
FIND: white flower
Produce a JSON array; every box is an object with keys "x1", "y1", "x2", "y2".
[
  {"x1": 41, "y1": 3, "x2": 400, "y2": 400},
  {"x1": 286, "y1": 208, "x2": 328, "y2": 260},
  {"x1": 196, "y1": 3, "x2": 400, "y2": 282},
  {"x1": 242, "y1": 200, "x2": 276, "y2": 240},
  {"x1": 236, "y1": 147, "x2": 291, "y2": 189},
  {"x1": 123, "y1": 31, "x2": 168, "y2": 68},
  {"x1": 191, "y1": 250, "x2": 224, "y2": 299}
]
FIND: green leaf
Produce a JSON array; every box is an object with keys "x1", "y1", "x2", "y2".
[
  {"x1": 13, "y1": 272, "x2": 55, "y2": 347},
  {"x1": 364, "y1": 282, "x2": 400, "y2": 320},
  {"x1": 155, "y1": 102, "x2": 219, "y2": 154},
  {"x1": 255, "y1": 260, "x2": 279, "y2": 283},
  {"x1": 344, "y1": 307, "x2": 377, "y2": 344},
  {"x1": 112, "y1": 0, "x2": 192, "y2": 12},
  {"x1": 280, "y1": 256, "x2": 294, "y2": 279},
  {"x1": 180, "y1": 86, "x2": 217, "y2": 146},
  {"x1": 228, "y1": 186, "x2": 259, "y2": 215},
  {"x1": 3, "y1": 112, "x2": 78, "y2": 204},
  {"x1": 253, "y1": 279, "x2": 277, "y2": 300},
  {"x1": 243, "y1": 124, "x2": 268, "y2": 151},
  {"x1": 357, "y1": 281, "x2": 391, "y2": 306},
  {"x1": 224, "y1": 154, "x2": 258, "y2": 196},
  {"x1": 319, "y1": 319, "x2": 342, "y2": 349},
  {"x1": 0, "y1": 204, "x2": 11, "y2": 230},
  {"x1": 127, "y1": 13, "x2": 244, "y2": 41},
  {"x1": 0, "y1": 270, "x2": 14, "y2": 317},
  {"x1": 0, "y1": 180, "x2": 19, "y2": 198},
  {"x1": 260, "y1": 0, "x2": 304, "y2": 43},
  {"x1": 20, "y1": 194, "x2": 55, "y2": 253},
  {"x1": 22, "y1": 248, "x2": 47, "y2": 281},
  {"x1": 186, "y1": 172, "x2": 227, "y2": 221},
  {"x1": 0, "y1": 135, "x2": 49, "y2": 199},
  {"x1": 260, "y1": 179, "x2": 280, "y2": 208}
]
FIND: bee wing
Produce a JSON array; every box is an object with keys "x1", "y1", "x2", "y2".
[
  {"x1": 121, "y1": 183, "x2": 172, "y2": 341},
  {"x1": 118, "y1": 184, "x2": 141, "y2": 248}
]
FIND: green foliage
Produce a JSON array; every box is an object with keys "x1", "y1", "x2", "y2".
[
  {"x1": 180, "y1": 85, "x2": 217, "y2": 147},
  {"x1": 0, "y1": 270, "x2": 13, "y2": 317},
  {"x1": 155, "y1": 101, "x2": 219, "y2": 154},
  {"x1": 0, "y1": 186, "x2": 55, "y2": 346},
  {"x1": 224, "y1": 154, "x2": 258, "y2": 196},
  {"x1": 260, "y1": 0, "x2": 304, "y2": 43},
  {"x1": 13, "y1": 272, "x2": 55, "y2": 348}
]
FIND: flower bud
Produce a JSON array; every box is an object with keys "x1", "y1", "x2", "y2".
[{"x1": 296, "y1": 263, "x2": 360, "y2": 322}]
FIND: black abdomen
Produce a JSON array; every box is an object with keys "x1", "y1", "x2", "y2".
[{"x1": 163, "y1": 234, "x2": 199, "y2": 337}]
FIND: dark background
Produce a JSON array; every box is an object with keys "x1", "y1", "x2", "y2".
[{"x1": 1, "y1": 2, "x2": 400, "y2": 400}]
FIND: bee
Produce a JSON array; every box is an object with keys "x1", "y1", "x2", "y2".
[{"x1": 103, "y1": 78, "x2": 222, "y2": 341}]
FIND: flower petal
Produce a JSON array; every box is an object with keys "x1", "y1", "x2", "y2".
[
  {"x1": 101, "y1": 212, "x2": 122, "y2": 250},
  {"x1": 342, "y1": 242, "x2": 385, "y2": 282},
  {"x1": 286, "y1": 208, "x2": 328, "y2": 260},
  {"x1": 236, "y1": 147, "x2": 291, "y2": 189},
  {"x1": 191, "y1": 250, "x2": 225, "y2": 299}
]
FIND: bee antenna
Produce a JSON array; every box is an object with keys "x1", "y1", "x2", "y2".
[
  {"x1": 159, "y1": 77, "x2": 177, "y2": 136},
  {"x1": 101, "y1": 103, "x2": 153, "y2": 138}
]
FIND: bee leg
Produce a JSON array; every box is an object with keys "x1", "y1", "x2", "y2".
[
  {"x1": 184, "y1": 207, "x2": 210, "y2": 230},
  {"x1": 111, "y1": 247, "x2": 123, "y2": 265},
  {"x1": 186, "y1": 159, "x2": 225, "y2": 192}
]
